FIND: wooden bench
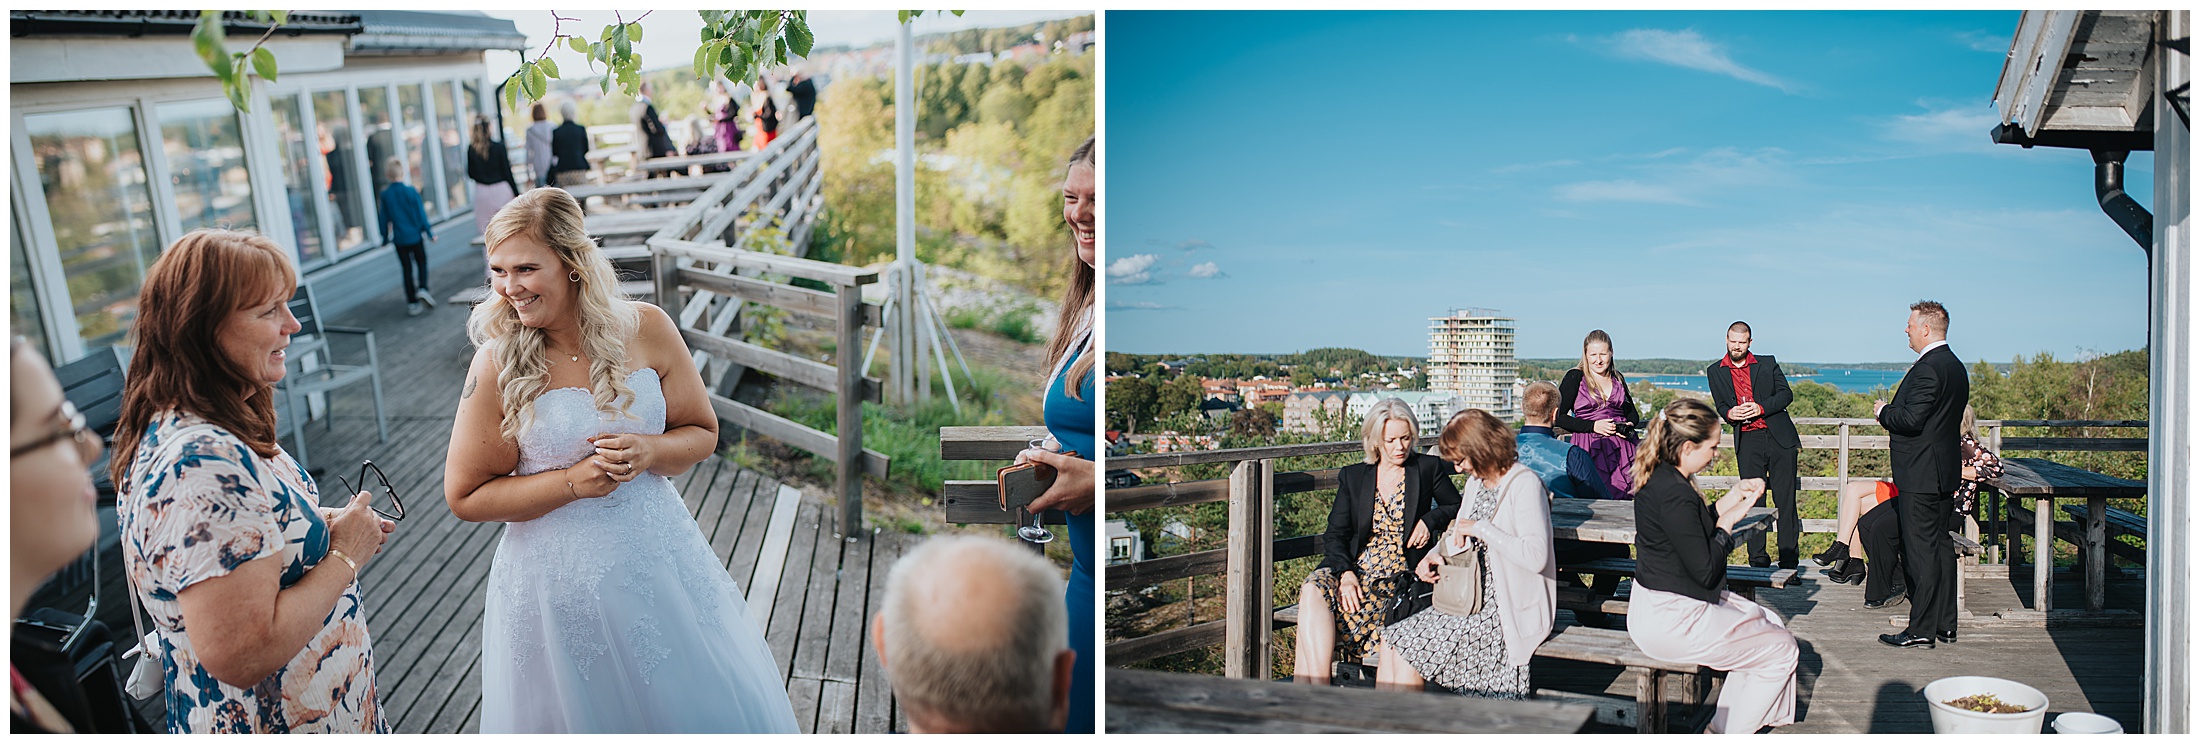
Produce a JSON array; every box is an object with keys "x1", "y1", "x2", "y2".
[
  {"x1": 1270, "y1": 605, "x2": 1713, "y2": 733},
  {"x1": 2009, "y1": 507, "x2": 2148, "y2": 566},
  {"x1": 1559, "y1": 558, "x2": 1797, "y2": 601},
  {"x1": 2061, "y1": 504, "x2": 2148, "y2": 565}
]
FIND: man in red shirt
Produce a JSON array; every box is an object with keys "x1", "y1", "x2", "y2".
[{"x1": 1704, "y1": 321, "x2": 1802, "y2": 569}]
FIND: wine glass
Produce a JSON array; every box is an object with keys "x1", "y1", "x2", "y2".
[{"x1": 1019, "y1": 437, "x2": 1056, "y2": 544}]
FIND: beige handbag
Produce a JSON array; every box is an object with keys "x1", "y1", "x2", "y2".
[{"x1": 1430, "y1": 470, "x2": 1517, "y2": 617}]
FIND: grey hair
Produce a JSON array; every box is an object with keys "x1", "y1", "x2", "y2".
[
  {"x1": 879, "y1": 535, "x2": 1066, "y2": 732},
  {"x1": 559, "y1": 99, "x2": 579, "y2": 122},
  {"x1": 1360, "y1": 397, "x2": 1418, "y2": 465}
]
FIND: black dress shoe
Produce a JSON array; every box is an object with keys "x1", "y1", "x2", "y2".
[
  {"x1": 1880, "y1": 631, "x2": 1936, "y2": 649},
  {"x1": 1825, "y1": 558, "x2": 1866, "y2": 585},
  {"x1": 1864, "y1": 588, "x2": 1908, "y2": 609},
  {"x1": 1748, "y1": 555, "x2": 1772, "y2": 568},
  {"x1": 1813, "y1": 541, "x2": 1851, "y2": 565},
  {"x1": 1778, "y1": 558, "x2": 1799, "y2": 571},
  {"x1": 1936, "y1": 630, "x2": 1957, "y2": 644}
]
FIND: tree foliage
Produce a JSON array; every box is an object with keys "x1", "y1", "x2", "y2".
[
  {"x1": 192, "y1": 10, "x2": 290, "y2": 112},
  {"x1": 500, "y1": 10, "x2": 816, "y2": 116}
]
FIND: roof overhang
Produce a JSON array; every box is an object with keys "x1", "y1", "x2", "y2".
[
  {"x1": 342, "y1": 10, "x2": 526, "y2": 56},
  {"x1": 1992, "y1": 10, "x2": 2158, "y2": 150}
]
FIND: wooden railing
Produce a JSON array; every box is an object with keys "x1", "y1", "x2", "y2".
[
  {"x1": 1103, "y1": 420, "x2": 2146, "y2": 676},
  {"x1": 940, "y1": 426, "x2": 1069, "y2": 527}
]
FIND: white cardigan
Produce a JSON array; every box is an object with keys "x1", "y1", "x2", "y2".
[{"x1": 1450, "y1": 462, "x2": 1558, "y2": 667}]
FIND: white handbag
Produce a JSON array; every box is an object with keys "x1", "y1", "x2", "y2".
[{"x1": 117, "y1": 420, "x2": 224, "y2": 700}]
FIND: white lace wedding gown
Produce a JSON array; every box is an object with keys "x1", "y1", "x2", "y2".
[{"x1": 479, "y1": 368, "x2": 799, "y2": 733}]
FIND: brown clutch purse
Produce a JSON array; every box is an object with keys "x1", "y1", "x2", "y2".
[{"x1": 997, "y1": 451, "x2": 1079, "y2": 513}]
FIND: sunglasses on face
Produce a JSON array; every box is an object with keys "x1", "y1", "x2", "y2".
[
  {"x1": 336, "y1": 459, "x2": 406, "y2": 521},
  {"x1": 11, "y1": 400, "x2": 99, "y2": 463}
]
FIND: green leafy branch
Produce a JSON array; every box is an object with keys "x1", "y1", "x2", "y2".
[
  {"x1": 503, "y1": 10, "x2": 818, "y2": 115},
  {"x1": 193, "y1": 10, "x2": 289, "y2": 112},
  {"x1": 896, "y1": 10, "x2": 967, "y2": 23}
]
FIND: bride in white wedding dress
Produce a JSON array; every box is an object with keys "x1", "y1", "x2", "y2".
[{"x1": 442, "y1": 188, "x2": 797, "y2": 733}]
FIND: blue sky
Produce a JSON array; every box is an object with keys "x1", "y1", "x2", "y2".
[{"x1": 1105, "y1": 11, "x2": 2154, "y2": 364}]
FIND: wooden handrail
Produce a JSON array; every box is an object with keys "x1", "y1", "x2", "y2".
[{"x1": 941, "y1": 426, "x2": 1060, "y2": 526}]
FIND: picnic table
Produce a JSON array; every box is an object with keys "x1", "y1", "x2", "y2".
[
  {"x1": 1987, "y1": 457, "x2": 2146, "y2": 613},
  {"x1": 1550, "y1": 498, "x2": 1773, "y2": 545},
  {"x1": 1106, "y1": 668, "x2": 1594, "y2": 733}
]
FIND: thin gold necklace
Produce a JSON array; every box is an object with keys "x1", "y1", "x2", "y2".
[{"x1": 548, "y1": 342, "x2": 581, "y2": 363}]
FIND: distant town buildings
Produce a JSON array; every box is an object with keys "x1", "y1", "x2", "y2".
[
  {"x1": 1346, "y1": 391, "x2": 1468, "y2": 434},
  {"x1": 1427, "y1": 309, "x2": 1519, "y2": 421},
  {"x1": 1281, "y1": 390, "x2": 1353, "y2": 433}
]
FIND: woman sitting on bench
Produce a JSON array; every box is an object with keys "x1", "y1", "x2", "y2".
[
  {"x1": 1293, "y1": 398, "x2": 1460, "y2": 686},
  {"x1": 1386, "y1": 408, "x2": 1556, "y2": 698},
  {"x1": 1629, "y1": 399, "x2": 1797, "y2": 734}
]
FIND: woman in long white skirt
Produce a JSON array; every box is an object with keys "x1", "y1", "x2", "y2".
[{"x1": 466, "y1": 116, "x2": 521, "y2": 235}]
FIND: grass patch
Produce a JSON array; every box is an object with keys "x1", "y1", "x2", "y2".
[{"x1": 773, "y1": 363, "x2": 1028, "y2": 495}]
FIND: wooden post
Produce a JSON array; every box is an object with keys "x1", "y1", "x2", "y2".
[
  {"x1": 652, "y1": 249, "x2": 681, "y2": 317},
  {"x1": 1988, "y1": 424, "x2": 2003, "y2": 562},
  {"x1": 2035, "y1": 495, "x2": 2053, "y2": 612},
  {"x1": 1835, "y1": 423, "x2": 1851, "y2": 498},
  {"x1": 835, "y1": 284, "x2": 865, "y2": 539},
  {"x1": 2086, "y1": 496, "x2": 2107, "y2": 612},
  {"x1": 1223, "y1": 459, "x2": 1274, "y2": 679}
]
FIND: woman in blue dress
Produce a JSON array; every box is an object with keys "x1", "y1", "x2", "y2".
[{"x1": 1014, "y1": 135, "x2": 1097, "y2": 733}]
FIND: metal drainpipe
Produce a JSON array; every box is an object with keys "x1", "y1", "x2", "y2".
[{"x1": 2093, "y1": 149, "x2": 2155, "y2": 254}]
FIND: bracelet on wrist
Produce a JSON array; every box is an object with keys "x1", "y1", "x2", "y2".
[{"x1": 325, "y1": 548, "x2": 359, "y2": 576}]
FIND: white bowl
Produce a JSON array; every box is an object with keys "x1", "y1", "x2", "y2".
[
  {"x1": 2052, "y1": 712, "x2": 2123, "y2": 735},
  {"x1": 1921, "y1": 676, "x2": 2050, "y2": 734}
]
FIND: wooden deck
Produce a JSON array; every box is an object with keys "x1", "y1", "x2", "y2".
[
  {"x1": 1530, "y1": 562, "x2": 2144, "y2": 733},
  {"x1": 124, "y1": 256, "x2": 910, "y2": 733}
]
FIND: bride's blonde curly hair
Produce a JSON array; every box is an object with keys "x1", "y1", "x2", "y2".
[{"x1": 468, "y1": 187, "x2": 639, "y2": 441}]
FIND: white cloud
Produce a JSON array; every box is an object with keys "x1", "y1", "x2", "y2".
[
  {"x1": 1188, "y1": 261, "x2": 1223, "y2": 279},
  {"x1": 1608, "y1": 29, "x2": 1794, "y2": 93},
  {"x1": 1955, "y1": 30, "x2": 2009, "y2": 53},
  {"x1": 1554, "y1": 179, "x2": 1696, "y2": 205},
  {"x1": 1107, "y1": 254, "x2": 1161, "y2": 285},
  {"x1": 1879, "y1": 104, "x2": 2005, "y2": 153},
  {"x1": 1107, "y1": 300, "x2": 1175, "y2": 311}
]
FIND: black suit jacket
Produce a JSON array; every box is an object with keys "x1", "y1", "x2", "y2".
[
  {"x1": 1319, "y1": 451, "x2": 1462, "y2": 576},
  {"x1": 549, "y1": 121, "x2": 589, "y2": 174},
  {"x1": 1878, "y1": 344, "x2": 1971, "y2": 493},
  {"x1": 1704, "y1": 354, "x2": 1800, "y2": 449}
]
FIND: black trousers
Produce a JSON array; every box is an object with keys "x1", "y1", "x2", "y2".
[
  {"x1": 395, "y1": 241, "x2": 428, "y2": 300},
  {"x1": 1857, "y1": 496, "x2": 1905, "y2": 600},
  {"x1": 1734, "y1": 430, "x2": 1800, "y2": 564},
  {"x1": 1897, "y1": 488, "x2": 1959, "y2": 636}
]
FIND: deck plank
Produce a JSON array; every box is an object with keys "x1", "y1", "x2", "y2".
[
  {"x1": 766, "y1": 500, "x2": 825, "y2": 683},
  {"x1": 723, "y1": 473, "x2": 781, "y2": 589},
  {"x1": 790, "y1": 515, "x2": 846, "y2": 682},
  {"x1": 855, "y1": 530, "x2": 913, "y2": 733}
]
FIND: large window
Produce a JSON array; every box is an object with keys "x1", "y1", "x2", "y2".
[
  {"x1": 269, "y1": 93, "x2": 327, "y2": 266},
  {"x1": 12, "y1": 228, "x2": 47, "y2": 356},
  {"x1": 360, "y1": 85, "x2": 396, "y2": 228},
  {"x1": 24, "y1": 107, "x2": 162, "y2": 351},
  {"x1": 398, "y1": 83, "x2": 438, "y2": 218},
  {"x1": 436, "y1": 80, "x2": 469, "y2": 211},
  {"x1": 158, "y1": 98, "x2": 255, "y2": 233},
  {"x1": 313, "y1": 89, "x2": 370, "y2": 253}
]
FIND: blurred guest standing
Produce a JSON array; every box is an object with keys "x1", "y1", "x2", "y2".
[
  {"x1": 549, "y1": 100, "x2": 591, "y2": 188},
  {"x1": 113, "y1": 229, "x2": 394, "y2": 733},
  {"x1": 11, "y1": 338, "x2": 107, "y2": 733},
  {"x1": 1874, "y1": 301, "x2": 1971, "y2": 650},
  {"x1": 377, "y1": 157, "x2": 436, "y2": 316},
  {"x1": 467, "y1": 115, "x2": 522, "y2": 235},
  {"x1": 524, "y1": 102, "x2": 555, "y2": 188},
  {"x1": 1704, "y1": 321, "x2": 1802, "y2": 569}
]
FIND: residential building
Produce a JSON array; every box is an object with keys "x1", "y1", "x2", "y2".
[
  {"x1": 1427, "y1": 308, "x2": 1520, "y2": 421},
  {"x1": 1281, "y1": 390, "x2": 1353, "y2": 433},
  {"x1": 9, "y1": 10, "x2": 525, "y2": 364},
  {"x1": 1346, "y1": 391, "x2": 1468, "y2": 434},
  {"x1": 1105, "y1": 519, "x2": 1144, "y2": 565}
]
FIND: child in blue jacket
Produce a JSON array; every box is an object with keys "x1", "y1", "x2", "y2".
[{"x1": 378, "y1": 157, "x2": 436, "y2": 316}]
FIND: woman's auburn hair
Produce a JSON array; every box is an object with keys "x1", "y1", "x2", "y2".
[
  {"x1": 110, "y1": 229, "x2": 298, "y2": 491},
  {"x1": 1438, "y1": 408, "x2": 1517, "y2": 482},
  {"x1": 1631, "y1": 398, "x2": 1722, "y2": 493},
  {"x1": 468, "y1": 186, "x2": 639, "y2": 441},
  {"x1": 1042, "y1": 135, "x2": 1097, "y2": 401}
]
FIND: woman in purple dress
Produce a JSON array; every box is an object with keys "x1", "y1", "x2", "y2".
[{"x1": 1556, "y1": 330, "x2": 1641, "y2": 498}]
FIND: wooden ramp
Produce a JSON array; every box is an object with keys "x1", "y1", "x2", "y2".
[{"x1": 128, "y1": 255, "x2": 910, "y2": 733}]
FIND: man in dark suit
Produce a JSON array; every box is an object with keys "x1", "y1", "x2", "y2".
[
  {"x1": 1875, "y1": 300, "x2": 1970, "y2": 649},
  {"x1": 1705, "y1": 321, "x2": 1802, "y2": 569}
]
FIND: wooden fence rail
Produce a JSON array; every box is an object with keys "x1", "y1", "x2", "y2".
[
  {"x1": 1104, "y1": 419, "x2": 2147, "y2": 672},
  {"x1": 940, "y1": 426, "x2": 1069, "y2": 527}
]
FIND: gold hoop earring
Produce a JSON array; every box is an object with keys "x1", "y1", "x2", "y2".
[{"x1": 570, "y1": 270, "x2": 581, "y2": 283}]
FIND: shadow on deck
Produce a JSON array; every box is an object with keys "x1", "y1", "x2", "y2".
[{"x1": 123, "y1": 255, "x2": 908, "y2": 733}]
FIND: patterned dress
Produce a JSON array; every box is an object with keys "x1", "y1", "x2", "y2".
[
  {"x1": 1304, "y1": 481, "x2": 1407, "y2": 662},
  {"x1": 1385, "y1": 485, "x2": 1534, "y2": 698},
  {"x1": 118, "y1": 410, "x2": 384, "y2": 734}
]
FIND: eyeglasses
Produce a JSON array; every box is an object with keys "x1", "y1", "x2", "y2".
[
  {"x1": 11, "y1": 400, "x2": 100, "y2": 463},
  {"x1": 336, "y1": 459, "x2": 406, "y2": 521}
]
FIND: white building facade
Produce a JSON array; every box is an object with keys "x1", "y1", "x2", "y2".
[
  {"x1": 1427, "y1": 308, "x2": 1519, "y2": 421},
  {"x1": 1345, "y1": 391, "x2": 1467, "y2": 435},
  {"x1": 9, "y1": 10, "x2": 524, "y2": 364}
]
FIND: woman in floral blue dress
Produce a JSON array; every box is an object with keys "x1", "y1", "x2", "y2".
[{"x1": 111, "y1": 229, "x2": 393, "y2": 733}]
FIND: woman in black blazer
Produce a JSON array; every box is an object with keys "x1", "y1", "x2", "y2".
[
  {"x1": 1293, "y1": 398, "x2": 1460, "y2": 685},
  {"x1": 1628, "y1": 398, "x2": 1797, "y2": 734}
]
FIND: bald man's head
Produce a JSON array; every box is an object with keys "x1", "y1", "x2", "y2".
[{"x1": 872, "y1": 535, "x2": 1071, "y2": 733}]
